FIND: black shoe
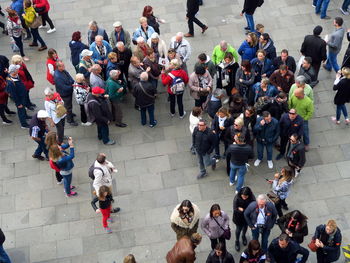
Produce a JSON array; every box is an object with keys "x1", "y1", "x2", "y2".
[
  {"x1": 2, "y1": 119, "x2": 12, "y2": 125},
  {"x1": 68, "y1": 121, "x2": 78, "y2": 126},
  {"x1": 211, "y1": 158, "x2": 217, "y2": 170},
  {"x1": 30, "y1": 103, "x2": 36, "y2": 107},
  {"x1": 244, "y1": 26, "x2": 250, "y2": 30},
  {"x1": 196, "y1": 173, "x2": 208, "y2": 179},
  {"x1": 72, "y1": 113, "x2": 77, "y2": 117},
  {"x1": 282, "y1": 205, "x2": 289, "y2": 211},
  {"x1": 235, "y1": 241, "x2": 240, "y2": 251},
  {"x1": 32, "y1": 154, "x2": 45, "y2": 161},
  {"x1": 111, "y1": 207, "x2": 121, "y2": 213},
  {"x1": 115, "y1": 123, "x2": 127, "y2": 128},
  {"x1": 27, "y1": 106, "x2": 35, "y2": 111},
  {"x1": 5, "y1": 110, "x2": 16, "y2": 115},
  {"x1": 149, "y1": 120, "x2": 157, "y2": 128},
  {"x1": 275, "y1": 154, "x2": 284, "y2": 160},
  {"x1": 242, "y1": 235, "x2": 247, "y2": 246}
]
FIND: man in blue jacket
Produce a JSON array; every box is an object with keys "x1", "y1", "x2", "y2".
[
  {"x1": 90, "y1": 35, "x2": 112, "y2": 80},
  {"x1": 254, "y1": 111, "x2": 279, "y2": 169},
  {"x1": 54, "y1": 61, "x2": 77, "y2": 126}
]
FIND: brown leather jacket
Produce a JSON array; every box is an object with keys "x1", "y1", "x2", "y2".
[{"x1": 166, "y1": 236, "x2": 197, "y2": 263}]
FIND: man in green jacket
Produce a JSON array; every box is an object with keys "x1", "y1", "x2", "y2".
[
  {"x1": 212, "y1": 40, "x2": 239, "y2": 65},
  {"x1": 288, "y1": 75, "x2": 314, "y2": 102},
  {"x1": 105, "y1": 70, "x2": 127, "y2": 127},
  {"x1": 289, "y1": 88, "x2": 314, "y2": 151}
]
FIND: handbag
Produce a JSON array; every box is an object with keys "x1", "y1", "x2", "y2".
[
  {"x1": 34, "y1": 6, "x2": 45, "y2": 13},
  {"x1": 55, "y1": 103, "x2": 67, "y2": 118},
  {"x1": 213, "y1": 217, "x2": 231, "y2": 240},
  {"x1": 267, "y1": 191, "x2": 280, "y2": 204},
  {"x1": 308, "y1": 239, "x2": 318, "y2": 252},
  {"x1": 29, "y1": 13, "x2": 42, "y2": 29}
]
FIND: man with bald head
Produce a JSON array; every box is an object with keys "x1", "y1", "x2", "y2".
[
  {"x1": 289, "y1": 88, "x2": 314, "y2": 151},
  {"x1": 288, "y1": 75, "x2": 314, "y2": 101},
  {"x1": 212, "y1": 40, "x2": 239, "y2": 65},
  {"x1": 169, "y1": 32, "x2": 191, "y2": 72},
  {"x1": 90, "y1": 35, "x2": 112, "y2": 79}
]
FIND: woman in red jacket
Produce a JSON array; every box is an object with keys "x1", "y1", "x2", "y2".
[
  {"x1": 161, "y1": 58, "x2": 189, "y2": 118},
  {"x1": 46, "y1": 48, "x2": 58, "y2": 85},
  {"x1": 11, "y1": 54, "x2": 36, "y2": 110},
  {"x1": 0, "y1": 76, "x2": 13, "y2": 125},
  {"x1": 32, "y1": 0, "x2": 56, "y2": 33}
]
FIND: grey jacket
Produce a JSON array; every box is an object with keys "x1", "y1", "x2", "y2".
[
  {"x1": 90, "y1": 73, "x2": 105, "y2": 89},
  {"x1": 328, "y1": 27, "x2": 345, "y2": 54},
  {"x1": 109, "y1": 29, "x2": 131, "y2": 49},
  {"x1": 201, "y1": 211, "x2": 230, "y2": 239},
  {"x1": 169, "y1": 37, "x2": 191, "y2": 63}
]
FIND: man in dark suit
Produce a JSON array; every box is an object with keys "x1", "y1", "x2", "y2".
[{"x1": 185, "y1": 0, "x2": 208, "y2": 37}]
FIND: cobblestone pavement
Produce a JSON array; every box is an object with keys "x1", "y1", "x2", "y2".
[{"x1": 0, "y1": 0, "x2": 349, "y2": 262}]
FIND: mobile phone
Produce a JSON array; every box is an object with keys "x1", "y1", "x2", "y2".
[{"x1": 265, "y1": 178, "x2": 269, "y2": 181}]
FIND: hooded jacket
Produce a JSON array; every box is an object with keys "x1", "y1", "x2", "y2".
[
  {"x1": 238, "y1": 40, "x2": 257, "y2": 61},
  {"x1": 259, "y1": 39, "x2": 277, "y2": 60}
]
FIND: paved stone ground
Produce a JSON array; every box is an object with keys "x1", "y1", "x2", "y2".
[{"x1": 0, "y1": 0, "x2": 350, "y2": 262}]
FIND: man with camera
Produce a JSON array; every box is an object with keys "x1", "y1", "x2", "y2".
[{"x1": 244, "y1": 194, "x2": 278, "y2": 252}]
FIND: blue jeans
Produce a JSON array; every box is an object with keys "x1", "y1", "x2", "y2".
[
  {"x1": 196, "y1": 152, "x2": 214, "y2": 175},
  {"x1": 13, "y1": 35, "x2": 25, "y2": 57},
  {"x1": 316, "y1": 0, "x2": 330, "y2": 18},
  {"x1": 0, "y1": 245, "x2": 11, "y2": 263},
  {"x1": 17, "y1": 106, "x2": 28, "y2": 127},
  {"x1": 336, "y1": 104, "x2": 348, "y2": 121},
  {"x1": 252, "y1": 227, "x2": 271, "y2": 252},
  {"x1": 342, "y1": 0, "x2": 350, "y2": 10},
  {"x1": 257, "y1": 142, "x2": 273, "y2": 161},
  {"x1": 303, "y1": 120, "x2": 310, "y2": 145},
  {"x1": 245, "y1": 14, "x2": 255, "y2": 32},
  {"x1": 30, "y1": 27, "x2": 46, "y2": 47},
  {"x1": 229, "y1": 162, "x2": 247, "y2": 191},
  {"x1": 97, "y1": 122, "x2": 110, "y2": 144},
  {"x1": 313, "y1": 0, "x2": 317, "y2": 5},
  {"x1": 62, "y1": 173, "x2": 72, "y2": 194},
  {"x1": 34, "y1": 136, "x2": 48, "y2": 158},
  {"x1": 140, "y1": 104, "x2": 155, "y2": 125},
  {"x1": 325, "y1": 51, "x2": 340, "y2": 72}
]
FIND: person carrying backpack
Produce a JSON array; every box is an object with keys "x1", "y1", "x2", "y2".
[{"x1": 161, "y1": 59, "x2": 189, "y2": 119}]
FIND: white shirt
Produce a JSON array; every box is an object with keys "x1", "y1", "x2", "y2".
[
  {"x1": 189, "y1": 112, "x2": 200, "y2": 134},
  {"x1": 44, "y1": 100, "x2": 65, "y2": 124},
  {"x1": 218, "y1": 116, "x2": 227, "y2": 127},
  {"x1": 256, "y1": 208, "x2": 266, "y2": 227}
]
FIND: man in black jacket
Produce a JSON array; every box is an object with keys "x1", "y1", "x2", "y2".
[
  {"x1": 185, "y1": 0, "x2": 208, "y2": 37},
  {"x1": 240, "y1": 0, "x2": 261, "y2": 32},
  {"x1": 273, "y1": 49, "x2": 296, "y2": 73},
  {"x1": 298, "y1": 57, "x2": 318, "y2": 88},
  {"x1": 192, "y1": 119, "x2": 217, "y2": 179},
  {"x1": 268, "y1": 233, "x2": 309, "y2": 263},
  {"x1": 300, "y1": 25, "x2": 327, "y2": 78},
  {"x1": 86, "y1": 87, "x2": 115, "y2": 145},
  {"x1": 276, "y1": 109, "x2": 304, "y2": 160},
  {"x1": 225, "y1": 133, "x2": 253, "y2": 194},
  {"x1": 113, "y1": 42, "x2": 132, "y2": 88},
  {"x1": 286, "y1": 134, "x2": 306, "y2": 177}
]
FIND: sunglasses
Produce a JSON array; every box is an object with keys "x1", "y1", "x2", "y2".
[{"x1": 288, "y1": 112, "x2": 296, "y2": 115}]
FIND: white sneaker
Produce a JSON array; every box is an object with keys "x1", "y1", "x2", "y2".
[
  {"x1": 340, "y1": 7, "x2": 350, "y2": 15},
  {"x1": 47, "y1": 28, "x2": 56, "y2": 34},
  {"x1": 57, "y1": 180, "x2": 63, "y2": 185},
  {"x1": 254, "y1": 159, "x2": 261, "y2": 167},
  {"x1": 267, "y1": 160, "x2": 273, "y2": 169},
  {"x1": 39, "y1": 25, "x2": 48, "y2": 29},
  {"x1": 170, "y1": 113, "x2": 175, "y2": 117},
  {"x1": 81, "y1": 122, "x2": 92, "y2": 126},
  {"x1": 229, "y1": 182, "x2": 234, "y2": 186},
  {"x1": 235, "y1": 190, "x2": 238, "y2": 194},
  {"x1": 179, "y1": 111, "x2": 187, "y2": 119},
  {"x1": 295, "y1": 171, "x2": 300, "y2": 178}
]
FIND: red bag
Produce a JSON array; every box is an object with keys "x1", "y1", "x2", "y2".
[
  {"x1": 308, "y1": 239, "x2": 318, "y2": 252},
  {"x1": 49, "y1": 160, "x2": 60, "y2": 172}
]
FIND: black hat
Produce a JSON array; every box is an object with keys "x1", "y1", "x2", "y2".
[{"x1": 313, "y1": 26, "x2": 323, "y2": 36}]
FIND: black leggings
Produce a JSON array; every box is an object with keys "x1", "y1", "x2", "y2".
[
  {"x1": 235, "y1": 224, "x2": 248, "y2": 242},
  {"x1": 13, "y1": 36, "x2": 25, "y2": 57},
  {"x1": 0, "y1": 104, "x2": 9, "y2": 121},
  {"x1": 40, "y1": 12, "x2": 55, "y2": 29},
  {"x1": 55, "y1": 171, "x2": 63, "y2": 183},
  {"x1": 275, "y1": 199, "x2": 288, "y2": 217}
]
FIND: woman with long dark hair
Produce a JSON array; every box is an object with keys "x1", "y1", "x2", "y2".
[
  {"x1": 142, "y1": 6, "x2": 161, "y2": 34},
  {"x1": 206, "y1": 242, "x2": 234, "y2": 263},
  {"x1": 235, "y1": 60, "x2": 255, "y2": 105},
  {"x1": 277, "y1": 210, "x2": 308, "y2": 244}
]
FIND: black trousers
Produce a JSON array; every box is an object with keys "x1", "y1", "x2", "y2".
[
  {"x1": 61, "y1": 95, "x2": 74, "y2": 122},
  {"x1": 40, "y1": 12, "x2": 55, "y2": 29},
  {"x1": 210, "y1": 236, "x2": 226, "y2": 250},
  {"x1": 56, "y1": 118, "x2": 65, "y2": 144},
  {"x1": 169, "y1": 93, "x2": 184, "y2": 116},
  {"x1": 279, "y1": 135, "x2": 289, "y2": 155},
  {"x1": 312, "y1": 61, "x2": 321, "y2": 79},
  {"x1": 0, "y1": 104, "x2": 9, "y2": 121},
  {"x1": 79, "y1": 104, "x2": 87, "y2": 123},
  {"x1": 275, "y1": 199, "x2": 288, "y2": 217},
  {"x1": 235, "y1": 223, "x2": 248, "y2": 242},
  {"x1": 187, "y1": 15, "x2": 206, "y2": 35}
]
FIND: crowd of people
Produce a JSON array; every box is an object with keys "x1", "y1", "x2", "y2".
[{"x1": 0, "y1": 0, "x2": 349, "y2": 262}]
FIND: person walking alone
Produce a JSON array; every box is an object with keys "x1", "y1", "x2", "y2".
[{"x1": 185, "y1": 0, "x2": 208, "y2": 37}]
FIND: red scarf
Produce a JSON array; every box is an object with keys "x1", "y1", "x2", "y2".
[
  {"x1": 45, "y1": 92, "x2": 62, "y2": 102},
  {"x1": 9, "y1": 16, "x2": 19, "y2": 23}
]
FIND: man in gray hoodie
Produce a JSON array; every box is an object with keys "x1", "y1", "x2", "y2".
[{"x1": 323, "y1": 17, "x2": 345, "y2": 73}]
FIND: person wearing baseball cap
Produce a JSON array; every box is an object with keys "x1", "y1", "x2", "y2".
[
  {"x1": 78, "y1": 49, "x2": 95, "y2": 80},
  {"x1": 110, "y1": 21, "x2": 131, "y2": 49},
  {"x1": 86, "y1": 87, "x2": 115, "y2": 145},
  {"x1": 29, "y1": 110, "x2": 50, "y2": 161}
]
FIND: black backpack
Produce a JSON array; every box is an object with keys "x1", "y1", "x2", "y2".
[{"x1": 88, "y1": 163, "x2": 104, "y2": 180}]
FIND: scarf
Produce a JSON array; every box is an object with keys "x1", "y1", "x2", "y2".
[
  {"x1": 9, "y1": 16, "x2": 18, "y2": 23},
  {"x1": 45, "y1": 92, "x2": 62, "y2": 102},
  {"x1": 115, "y1": 30, "x2": 125, "y2": 43}
]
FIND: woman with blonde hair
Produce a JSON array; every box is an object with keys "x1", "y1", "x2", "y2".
[
  {"x1": 332, "y1": 67, "x2": 350, "y2": 124},
  {"x1": 132, "y1": 16, "x2": 155, "y2": 44},
  {"x1": 313, "y1": 219, "x2": 342, "y2": 263},
  {"x1": 45, "y1": 131, "x2": 63, "y2": 184},
  {"x1": 238, "y1": 32, "x2": 258, "y2": 61}
]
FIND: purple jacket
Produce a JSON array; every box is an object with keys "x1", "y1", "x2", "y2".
[{"x1": 200, "y1": 211, "x2": 229, "y2": 239}]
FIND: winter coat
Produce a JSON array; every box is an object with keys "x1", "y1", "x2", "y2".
[
  {"x1": 258, "y1": 97, "x2": 288, "y2": 121},
  {"x1": 189, "y1": 70, "x2": 213, "y2": 100},
  {"x1": 170, "y1": 203, "x2": 200, "y2": 240},
  {"x1": 277, "y1": 211, "x2": 308, "y2": 244},
  {"x1": 22, "y1": 6, "x2": 37, "y2": 27},
  {"x1": 244, "y1": 201, "x2": 278, "y2": 230},
  {"x1": 216, "y1": 61, "x2": 239, "y2": 92},
  {"x1": 87, "y1": 27, "x2": 109, "y2": 46},
  {"x1": 166, "y1": 236, "x2": 197, "y2": 263},
  {"x1": 89, "y1": 41, "x2": 112, "y2": 63},
  {"x1": 333, "y1": 78, "x2": 350, "y2": 105},
  {"x1": 132, "y1": 26, "x2": 155, "y2": 42},
  {"x1": 212, "y1": 44, "x2": 239, "y2": 65},
  {"x1": 115, "y1": 47, "x2": 132, "y2": 74},
  {"x1": 92, "y1": 159, "x2": 114, "y2": 195},
  {"x1": 226, "y1": 143, "x2": 254, "y2": 166},
  {"x1": 161, "y1": 69, "x2": 189, "y2": 95},
  {"x1": 69, "y1": 41, "x2": 89, "y2": 67},
  {"x1": 252, "y1": 82, "x2": 278, "y2": 103},
  {"x1": 73, "y1": 82, "x2": 89, "y2": 105},
  {"x1": 250, "y1": 58, "x2": 274, "y2": 82},
  {"x1": 241, "y1": 0, "x2": 260, "y2": 15},
  {"x1": 133, "y1": 80, "x2": 157, "y2": 108},
  {"x1": 18, "y1": 63, "x2": 34, "y2": 91},
  {"x1": 187, "y1": 0, "x2": 199, "y2": 17},
  {"x1": 288, "y1": 96, "x2": 314, "y2": 121},
  {"x1": 268, "y1": 238, "x2": 309, "y2": 263},
  {"x1": 269, "y1": 69, "x2": 295, "y2": 93},
  {"x1": 235, "y1": 68, "x2": 255, "y2": 105},
  {"x1": 254, "y1": 116, "x2": 280, "y2": 144},
  {"x1": 206, "y1": 250, "x2": 235, "y2": 263},
  {"x1": 233, "y1": 190, "x2": 256, "y2": 226},
  {"x1": 0, "y1": 55, "x2": 9, "y2": 79},
  {"x1": 105, "y1": 77, "x2": 125, "y2": 102},
  {"x1": 6, "y1": 17, "x2": 22, "y2": 38},
  {"x1": 90, "y1": 73, "x2": 105, "y2": 89},
  {"x1": 142, "y1": 57, "x2": 161, "y2": 80},
  {"x1": 54, "y1": 70, "x2": 74, "y2": 97},
  {"x1": 106, "y1": 60, "x2": 120, "y2": 80},
  {"x1": 109, "y1": 29, "x2": 131, "y2": 49},
  {"x1": 273, "y1": 56, "x2": 296, "y2": 73},
  {"x1": 300, "y1": 34, "x2": 327, "y2": 64},
  {"x1": 238, "y1": 40, "x2": 257, "y2": 61},
  {"x1": 146, "y1": 15, "x2": 160, "y2": 34},
  {"x1": 86, "y1": 93, "x2": 112, "y2": 125},
  {"x1": 258, "y1": 39, "x2": 277, "y2": 60},
  {"x1": 192, "y1": 127, "x2": 217, "y2": 155},
  {"x1": 298, "y1": 66, "x2": 318, "y2": 88},
  {"x1": 10, "y1": 0, "x2": 24, "y2": 15},
  {"x1": 313, "y1": 224, "x2": 342, "y2": 262},
  {"x1": 32, "y1": 0, "x2": 50, "y2": 14},
  {"x1": 279, "y1": 113, "x2": 304, "y2": 138},
  {"x1": 286, "y1": 141, "x2": 306, "y2": 168},
  {"x1": 201, "y1": 211, "x2": 230, "y2": 239},
  {"x1": 224, "y1": 125, "x2": 251, "y2": 146},
  {"x1": 0, "y1": 76, "x2": 9, "y2": 105},
  {"x1": 211, "y1": 115, "x2": 233, "y2": 136},
  {"x1": 128, "y1": 64, "x2": 144, "y2": 89},
  {"x1": 342, "y1": 32, "x2": 350, "y2": 68},
  {"x1": 169, "y1": 37, "x2": 192, "y2": 63},
  {"x1": 6, "y1": 76, "x2": 26, "y2": 106}
]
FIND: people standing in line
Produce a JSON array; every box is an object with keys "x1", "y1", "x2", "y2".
[
  {"x1": 315, "y1": 0, "x2": 331, "y2": 19},
  {"x1": 6, "y1": 9, "x2": 29, "y2": 61},
  {"x1": 69, "y1": 31, "x2": 89, "y2": 72},
  {"x1": 29, "y1": 110, "x2": 49, "y2": 161},
  {"x1": 192, "y1": 119, "x2": 218, "y2": 178},
  {"x1": 205, "y1": 242, "x2": 235, "y2": 263},
  {"x1": 286, "y1": 134, "x2": 306, "y2": 177},
  {"x1": 233, "y1": 187, "x2": 255, "y2": 252},
  {"x1": 54, "y1": 61, "x2": 78, "y2": 126},
  {"x1": 73, "y1": 73, "x2": 91, "y2": 126},
  {"x1": 166, "y1": 233, "x2": 202, "y2": 263},
  {"x1": 313, "y1": 219, "x2": 342, "y2": 263},
  {"x1": 0, "y1": 228, "x2": 11, "y2": 263},
  {"x1": 86, "y1": 87, "x2": 115, "y2": 145},
  {"x1": 170, "y1": 200, "x2": 200, "y2": 241},
  {"x1": 253, "y1": 111, "x2": 280, "y2": 169},
  {"x1": 212, "y1": 41, "x2": 239, "y2": 66},
  {"x1": 33, "y1": 0, "x2": 56, "y2": 33},
  {"x1": 189, "y1": 64, "x2": 213, "y2": 108},
  {"x1": 185, "y1": 0, "x2": 208, "y2": 37},
  {"x1": 239, "y1": 240, "x2": 266, "y2": 263},
  {"x1": 201, "y1": 204, "x2": 230, "y2": 250},
  {"x1": 22, "y1": 0, "x2": 47, "y2": 51},
  {"x1": 169, "y1": 32, "x2": 192, "y2": 72},
  {"x1": 49, "y1": 138, "x2": 77, "y2": 197},
  {"x1": 45, "y1": 131, "x2": 63, "y2": 184},
  {"x1": 133, "y1": 72, "x2": 157, "y2": 127},
  {"x1": 300, "y1": 26, "x2": 327, "y2": 78},
  {"x1": 109, "y1": 21, "x2": 131, "y2": 49},
  {"x1": 276, "y1": 109, "x2": 304, "y2": 161},
  {"x1": 267, "y1": 233, "x2": 309, "y2": 263},
  {"x1": 332, "y1": 67, "x2": 350, "y2": 124},
  {"x1": 87, "y1": 21, "x2": 108, "y2": 45},
  {"x1": 244, "y1": 194, "x2": 278, "y2": 252},
  {"x1": 240, "y1": 0, "x2": 261, "y2": 33},
  {"x1": 323, "y1": 17, "x2": 345, "y2": 73},
  {"x1": 277, "y1": 210, "x2": 308, "y2": 244},
  {"x1": 46, "y1": 48, "x2": 59, "y2": 85},
  {"x1": 161, "y1": 59, "x2": 189, "y2": 118},
  {"x1": 268, "y1": 166, "x2": 294, "y2": 217}
]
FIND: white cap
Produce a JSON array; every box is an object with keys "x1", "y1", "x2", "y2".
[
  {"x1": 37, "y1": 110, "x2": 49, "y2": 118},
  {"x1": 113, "y1": 21, "x2": 122, "y2": 27},
  {"x1": 8, "y1": 64, "x2": 20, "y2": 73},
  {"x1": 81, "y1": 49, "x2": 93, "y2": 57}
]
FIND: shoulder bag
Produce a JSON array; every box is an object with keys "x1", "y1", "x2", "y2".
[
  {"x1": 267, "y1": 190, "x2": 280, "y2": 204},
  {"x1": 139, "y1": 82, "x2": 155, "y2": 99},
  {"x1": 308, "y1": 239, "x2": 318, "y2": 252},
  {"x1": 213, "y1": 217, "x2": 231, "y2": 240},
  {"x1": 29, "y1": 12, "x2": 42, "y2": 29}
]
